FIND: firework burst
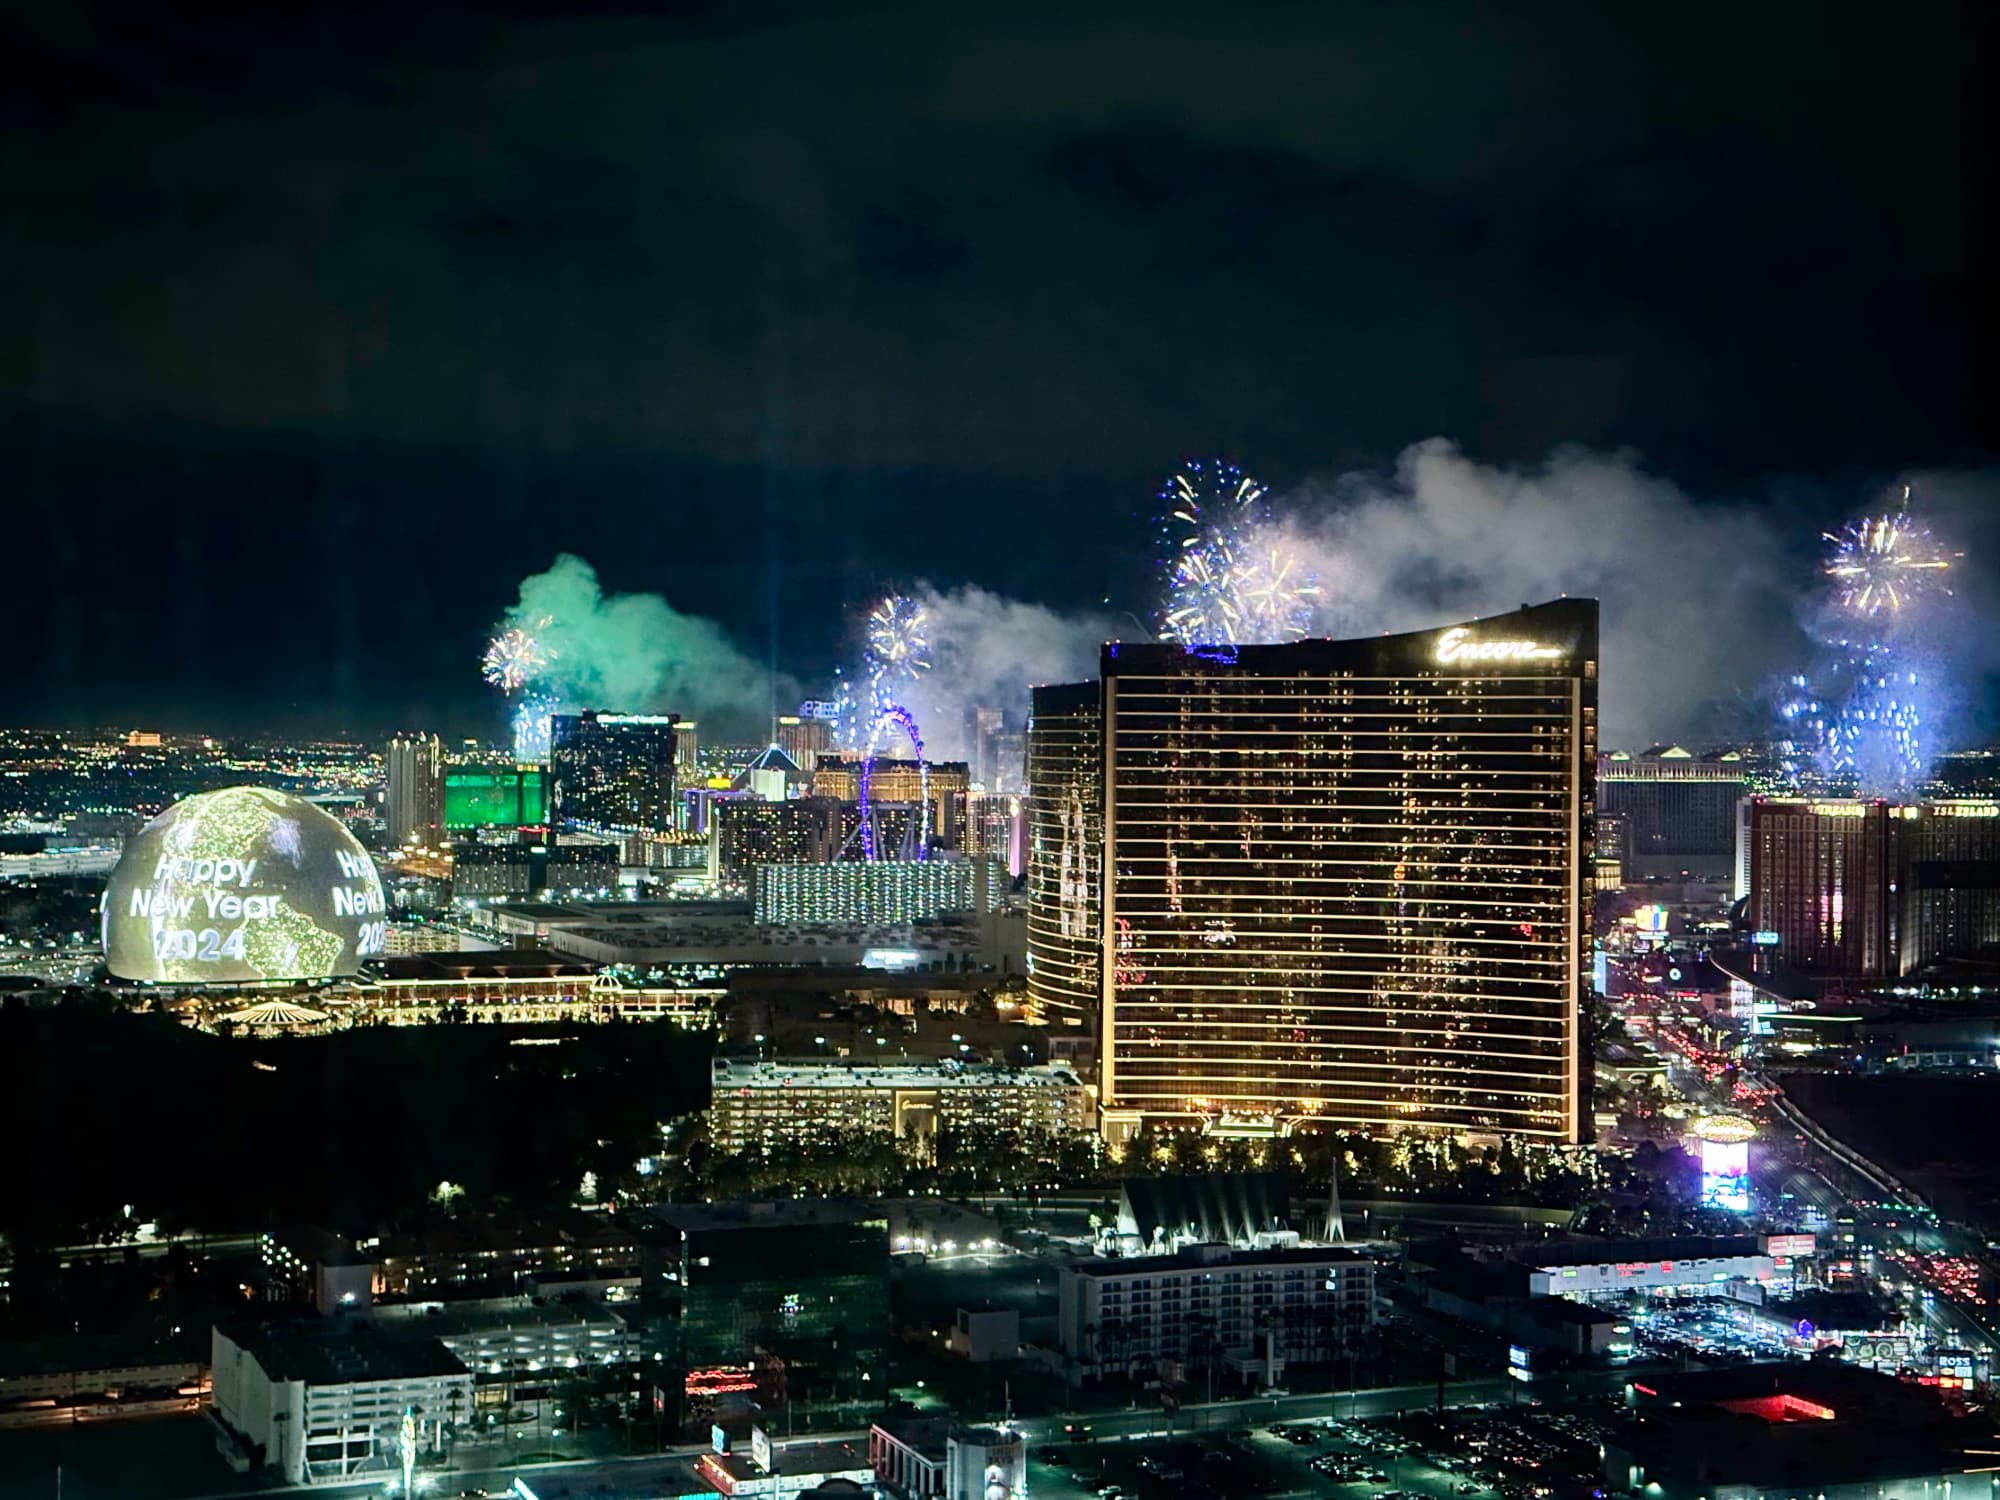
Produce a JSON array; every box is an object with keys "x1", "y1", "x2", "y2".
[
  {"x1": 1781, "y1": 490, "x2": 1960, "y2": 795},
  {"x1": 1154, "y1": 458, "x2": 1319, "y2": 646},
  {"x1": 866, "y1": 596, "x2": 931, "y2": 688},
  {"x1": 482, "y1": 619, "x2": 554, "y2": 693},
  {"x1": 1822, "y1": 497, "x2": 1959, "y2": 619}
]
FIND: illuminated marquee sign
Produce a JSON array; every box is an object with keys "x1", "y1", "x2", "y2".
[
  {"x1": 1433, "y1": 627, "x2": 1565, "y2": 666},
  {"x1": 797, "y1": 700, "x2": 844, "y2": 721}
]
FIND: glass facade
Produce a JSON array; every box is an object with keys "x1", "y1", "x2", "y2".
[
  {"x1": 549, "y1": 712, "x2": 678, "y2": 833},
  {"x1": 1025, "y1": 682, "x2": 1103, "y2": 1031},
  {"x1": 1098, "y1": 601, "x2": 1597, "y2": 1140}
]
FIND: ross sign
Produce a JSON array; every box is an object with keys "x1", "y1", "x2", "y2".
[
  {"x1": 1434, "y1": 626, "x2": 1564, "y2": 666},
  {"x1": 712, "y1": 1423, "x2": 729, "y2": 1455}
]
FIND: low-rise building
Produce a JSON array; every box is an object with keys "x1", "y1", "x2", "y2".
[
  {"x1": 261, "y1": 1228, "x2": 376, "y2": 1316},
  {"x1": 946, "y1": 1306, "x2": 1020, "y2": 1363},
  {"x1": 1057, "y1": 1243, "x2": 1380, "y2": 1386},
  {"x1": 373, "y1": 1211, "x2": 641, "y2": 1300},
  {"x1": 1607, "y1": 1363, "x2": 2000, "y2": 1500},
  {"x1": 210, "y1": 1323, "x2": 472, "y2": 1488},
  {"x1": 1521, "y1": 1235, "x2": 1777, "y2": 1301},
  {"x1": 870, "y1": 1417, "x2": 1026, "y2": 1500},
  {"x1": 708, "y1": 1058, "x2": 1088, "y2": 1155},
  {"x1": 636, "y1": 1200, "x2": 891, "y2": 1414},
  {"x1": 373, "y1": 1298, "x2": 636, "y2": 1416}
]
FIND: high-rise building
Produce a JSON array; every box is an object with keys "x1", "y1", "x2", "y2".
[
  {"x1": 968, "y1": 706, "x2": 1004, "y2": 789},
  {"x1": 1037, "y1": 601, "x2": 1599, "y2": 1143},
  {"x1": 385, "y1": 733, "x2": 444, "y2": 848},
  {"x1": 707, "y1": 795, "x2": 929, "y2": 888},
  {"x1": 1024, "y1": 683, "x2": 1102, "y2": 1034},
  {"x1": 549, "y1": 712, "x2": 678, "y2": 833},
  {"x1": 1745, "y1": 798, "x2": 1896, "y2": 977},
  {"x1": 709, "y1": 797, "x2": 845, "y2": 886},
  {"x1": 674, "y1": 721, "x2": 699, "y2": 773},
  {"x1": 1896, "y1": 801, "x2": 2000, "y2": 975},
  {"x1": 1745, "y1": 796, "x2": 2000, "y2": 978},
  {"x1": 811, "y1": 756, "x2": 970, "y2": 849},
  {"x1": 1598, "y1": 747, "x2": 1748, "y2": 879},
  {"x1": 774, "y1": 714, "x2": 833, "y2": 773},
  {"x1": 965, "y1": 791, "x2": 1026, "y2": 878}
]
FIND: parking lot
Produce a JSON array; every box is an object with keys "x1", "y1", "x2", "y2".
[
  {"x1": 1025, "y1": 1403, "x2": 1617, "y2": 1500},
  {"x1": 1628, "y1": 1297, "x2": 1805, "y2": 1363}
]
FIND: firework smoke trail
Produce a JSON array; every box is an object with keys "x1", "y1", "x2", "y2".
[
  {"x1": 1155, "y1": 458, "x2": 1320, "y2": 646},
  {"x1": 512, "y1": 693, "x2": 559, "y2": 762}
]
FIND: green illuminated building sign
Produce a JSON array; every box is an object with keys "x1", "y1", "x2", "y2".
[{"x1": 444, "y1": 767, "x2": 548, "y2": 830}]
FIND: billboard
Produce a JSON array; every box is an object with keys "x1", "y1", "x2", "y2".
[
  {"x1": 1695, "y1": 1115, "x2": 1756, "y2": 1213},
  {"x1": 102, "y1": 787, "x2": 386, "y2": 982},
  {"x1": 444, "y1": 766, "x2": 548, "y2": 830}
]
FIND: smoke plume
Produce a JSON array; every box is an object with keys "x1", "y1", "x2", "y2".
[
  {"x1": 1280, "y1": 440, "x2": 1803, "y2": 750},
  {"x1": 893, "y1": 585, "x2": 1122, "y2": 762},
  {"x1": 498, "y1": 554, "x2": 791, "y2": 738}
]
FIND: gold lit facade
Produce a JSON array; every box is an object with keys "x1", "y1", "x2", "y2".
[
  {"x1": 1025, "y1": 683, "x2": 1104, "y2": 1032},
  {"x1": 1096, "y1": 602, "x2": 1597, "y2": 1141}
]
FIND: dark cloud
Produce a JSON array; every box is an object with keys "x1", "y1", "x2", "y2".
[{"x1": 6, "y1": 0, "x2": 1995, "y2": 732}]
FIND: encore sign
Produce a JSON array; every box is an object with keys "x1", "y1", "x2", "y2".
[{"x1": 1434, "y1": 626, "x2": 1565, "y2": 665}]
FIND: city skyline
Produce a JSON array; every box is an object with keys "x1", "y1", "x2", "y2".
[{"x1": 7, "y1": 10, "x2": 2000, "y2": 1496}]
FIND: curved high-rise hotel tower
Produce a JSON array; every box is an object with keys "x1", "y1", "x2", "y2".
[{"x1": 1027, "y1": 600, "x2": 1598, "y2": 1144}]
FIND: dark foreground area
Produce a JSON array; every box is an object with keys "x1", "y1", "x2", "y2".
[{"x1": 0, "y1": 999, "x2": 712, "y2": 1247}]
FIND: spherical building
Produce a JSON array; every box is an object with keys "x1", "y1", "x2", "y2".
[{"x1": 102, "y1": 787, "x2": 386, "y2": 983}]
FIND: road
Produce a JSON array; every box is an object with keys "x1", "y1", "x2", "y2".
[
  {"x1": 171, "y1": 1370, "x2": 1647, "y2": 1500},
  {"x1": 1630, "y1": 974, "x2": 1999, "y2": 1361}
]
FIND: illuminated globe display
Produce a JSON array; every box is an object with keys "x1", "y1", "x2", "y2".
[{"x1": 102, "y1": 787, "x2": 386, "y2": 983}]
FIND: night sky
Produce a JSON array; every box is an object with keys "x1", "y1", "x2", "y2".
[{"x1": 9, "y1": 2, "x2": 1996, "y2": 736}]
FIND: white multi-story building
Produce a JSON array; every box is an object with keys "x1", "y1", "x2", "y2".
[
  {"x1": 1057, "y1": 1244, "x2": 1380, "y2": 1386},
  {"x1": 210, "y1": 1324, "x2": 472, "y2": 1488},
  {"x1": 709, "y1": 1058, "x2": 1089, "y2": 1155},
  {"x1": 1522, "y1": 1236, "x2": 1778, "y2": 1301}
]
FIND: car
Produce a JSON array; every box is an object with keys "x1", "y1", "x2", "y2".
[
  {"x1": 1097, "y1": 1487, "x2": 1124, "y2": 1499},
  {"x1": 1457, "y1": 1484, "x2": 1484, "y2": 1495},
  {"x1": 1035, "y1": 1446, "x2": 1066, "y2": 1465}
]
